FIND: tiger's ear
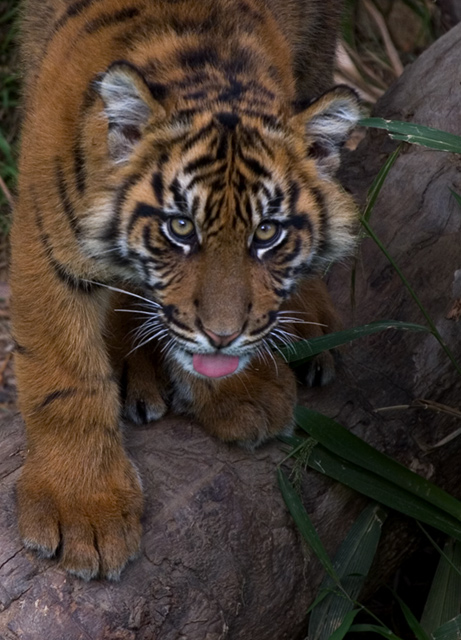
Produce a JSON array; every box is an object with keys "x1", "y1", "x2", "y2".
[
  {"x1": 292, "y1": 86, "x2": 361, "y2": 177},
  {"x1": 96, "y1": 61, "x2": 166, "y2": 163}
]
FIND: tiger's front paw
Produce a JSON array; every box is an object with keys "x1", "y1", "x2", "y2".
[
  {"x1": 18, "y1": 452, "x2": 143, "y2": 580},
  {"x1": 180, "y1": 357, "x2": 297, "y2": 449}
]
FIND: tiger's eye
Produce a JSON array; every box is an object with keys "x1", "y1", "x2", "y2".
[
  {"x1": 169, "y1": 217, "x2": 195, "y2": 240},
  {"x1": 253, "y1": 221, "x2": 281, "y2": 247}
]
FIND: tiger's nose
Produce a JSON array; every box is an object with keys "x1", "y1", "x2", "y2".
[{"x1": 203, "y1": 327, "x2": 242, "y2": 348}]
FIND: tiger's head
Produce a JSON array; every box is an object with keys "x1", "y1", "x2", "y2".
[{"x1": 87, "y1": 62, "x2": 360, "y2": 378}]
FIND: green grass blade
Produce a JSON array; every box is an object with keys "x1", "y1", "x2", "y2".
[
  {"x1": 303, "y1": 442, "x2": 461, "y2": 542},
  {"x1": 327, "y1": 610, "x2": 361, "y2": 640},
  {"x1": 279, "y1": 320, "x2": 429, "y2": 364},
  {"x1": 308, "y1": 504, "x2": 386, "y2": 640},
  {"x1": 349, "y1": 624, "x2": 404, "y2": 639},
  {"x1": 432, "y1": 615, "x2": 461, "y2": 640},
  {"x1": 277, "y1": 468, "x2": 339, "y2": 583},
  {"x1": 363, "y1": 146, "x2": 401, "y2": 224},
  {"x1": 390, "y1": 591, "x2": 430, "y2": 640},
  {"x1": 449, "y1": 189, "x2": 461, "y2": 210},
  {"x1": 295, "y1": 408, "x2": 461, "y2": 523},
  {"x1": 359, "y1": 217, "x2": 461, "y2": 377},
  {"x1": 359, "y1": 118, "x2": 461, "y2": 153},
  {"x1": 420, "y1": 539, "x2": 461, "y2": 635}
]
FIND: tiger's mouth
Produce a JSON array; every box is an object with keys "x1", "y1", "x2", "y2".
[
  {"x1": 170, "y1": 346, "x2": 253, "y2": 379},
  {"x1": 192, "y1": 352, "x2": 240, "y2": 378}
]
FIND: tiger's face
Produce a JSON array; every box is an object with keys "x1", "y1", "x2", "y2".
[{"x1": 88, "y1": 63, "x2": 360, "y2": 378}]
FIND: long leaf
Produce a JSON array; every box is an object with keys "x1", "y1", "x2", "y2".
[
  {"x1": 391, "y1": 590, "x2": 430, "y2": 640},
  {"x1": 420, "y1": 539, "x2": 461, "y2": 635},
  {"x1": 349, "y1": 623, "x2": 404, "y2": 639},
  {"x1": 359, "y1": 118, "x2": 461, "y2": 153},
  {"x1": 280, "y1": 320, "x2": 429, "y2": 364},
  {"x1": 308, "y1": 504, "x2": 386, "y2": 640},
  {"x1": 363, "y1": 146, "x2": 401, "y2": 224},
  {"x1": 327, "y1": 610, "x2": 361, "y2": 640},
  {"x1": 295, "y1": 407, "x2": 461, "y2": 524},
  {"x1": 277, "y1": 468, "x2": 339, "y2": 583},
  {"x1": 304, "y1": 443, "x2": 461, "y2": 541},
  {"x1": 432, "y1": 615, "x2": 461, "y2": 640}
]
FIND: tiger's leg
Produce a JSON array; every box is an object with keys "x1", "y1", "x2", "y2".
[
  {"x1": 105, "y1": 292, "x2": 168, "y2": 425},
  {"x1": 10, "y1": 208, "x2": 143, "y2": 580}
]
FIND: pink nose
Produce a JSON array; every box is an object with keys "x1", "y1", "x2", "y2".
[{"x1": 203, "y1": 327, "x2": 241, "y2": 348}]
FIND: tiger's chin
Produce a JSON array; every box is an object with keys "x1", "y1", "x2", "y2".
[{"x1": 169, "y1": 347, "x2": 253, "y2": 379}]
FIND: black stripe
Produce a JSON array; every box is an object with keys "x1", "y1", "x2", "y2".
[
  {"x1": 33, "y1": 199, "x2": 95, "y2": 294},
  {"x1": 181, "y1": 121, "x2": 214, "y2": 152},
  {"x1": 183, "y1": 154, "x2": 217, "y2": 174},
  {"x1": 54, "y1": 0, "x2": 102, "y2": 30},
  {"x1": 55, "y1": 159, "x2": 81, "y2": 236},
  {"x1": 169, "y1": 178, "x2": 187, "y2": 213},
  {"x1": 239, "y1": 154, "x2": 272, "y2": 180},
  {"x1": 288, "y1": 181, "x2": 300, "y2": 212},
  {"x1": 102, "y1": 173, "x2": 141, "y2": 243},
  {"x1": 128, "y1": 203, "x2": 166, "y2": 234},
  {"x1": 281, "y1": 214, "x2": 313, "y2": 233},
  {"x1": 267, "y1": 187, "x2": 284, "y2": 215},
  {"x1": 311, "y1": 187, "x2": 330, "y2": 254},
  {"x1": 142, "y1": 225, "x2": 167, "y2": 257},
  {"x1": 39, "y1": 388, "x2": 78, "y2": 409},
  {"x1": 185, "y1": 168, "x2": 221, "y2": 191},
  {"x1": 179, "y1": 47, "x2": 219, "y2": 69},
  {"x1": 234, "y1": 198, "x2": 247, "y2": 225},
  {"x1": 240, "y1": 126, "x2": 274, "y2": 158},
  {"x1": 274, "y1": 237, "x2": 302, "y2": 265},
  {"x1": 152, "y1": 172, "x2": 164, "y2": 205},
  {"x1": 84, "y1": 6, "x2": 141, "y2": 34},
  {"x1": 12, "y1": 340, "x2": 30, "y2": 356}
]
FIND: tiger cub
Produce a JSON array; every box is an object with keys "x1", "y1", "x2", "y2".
[{"x1": 12, "y1": 0, "x2": 360, "y2": 579}]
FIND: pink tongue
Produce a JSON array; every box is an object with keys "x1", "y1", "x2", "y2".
[{"x1": 193, "y1": 353, "x2": 240, "y2": 378}]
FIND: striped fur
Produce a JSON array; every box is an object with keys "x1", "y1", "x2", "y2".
[{"x1": 11, "y1": 0, "x2": 359, "y2": 579}]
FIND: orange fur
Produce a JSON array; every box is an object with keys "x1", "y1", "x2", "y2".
[{"x1": 12, "y1": 0, "x2": 359, "y2": 579}]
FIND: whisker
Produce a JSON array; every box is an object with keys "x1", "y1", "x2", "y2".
[{"x1": 84, "y1": 280, "x2": 161, "y2": 309}]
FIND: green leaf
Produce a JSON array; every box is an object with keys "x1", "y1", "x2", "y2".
[
  {"x1": 303, "y1": 443, "x2": 461, "y2": 541},
  {"x1": 327, "y1": 610, "x2": 361, "y2": 640},
  {"x1": 309, "y1": 504, "x2": 386, "y2": 640},
  {"x1": 449, "y1": 189, "x2": 461, "y2": 210},
  {"x1": 349, "y1": 624, "x2": 404, "y2": 639},
  {"x1": 279, "y1": 320, "x2": 429, "y2": 364},
  {"x1": 277, "y1": 468, "x2": 339, "y2": 583},
  {"x1": 420, "y1": 539, "x2": 461, "y2": 635},
  {"x1": 432, "y1": 615, "x2": 461, "y2": 640},
  {"x1": 295, "y1": 408, "x2": 461, "y2": 525},
  {"x1": 390, "y1": 590, "x2": 430, "y2": 640},
  {"x1": 359, "y1": 118, "x2": 461, "y2": 153},
  {"x1": 363, "y1": 146, "x2": 401, "y2": 224}
]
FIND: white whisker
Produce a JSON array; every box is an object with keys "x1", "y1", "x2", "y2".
[{"x1": 84, "y1": 280, "x2": 161, "y2": 309}]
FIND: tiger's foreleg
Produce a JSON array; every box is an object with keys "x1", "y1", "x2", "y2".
[{"x1": 10, "y1": 207, "x2": 143, "y2": 581}]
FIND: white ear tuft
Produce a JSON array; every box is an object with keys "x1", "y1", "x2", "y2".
[
  {"x1": 96, "y1": 61, "x2": 164, "y2": 163},
  {"x1": 293, "y1": 86, "x2": 362, "y2": 177}
]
